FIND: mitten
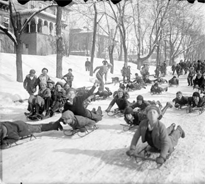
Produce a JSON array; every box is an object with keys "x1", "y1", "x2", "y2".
[{"x1": 156, "y1": 156, "x2": 165, "y2": 164}]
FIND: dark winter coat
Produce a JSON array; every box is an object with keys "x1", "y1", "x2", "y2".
[
  {"x1": 63, "y1": 86, "x2": 96, "y2": 116},
  {"x1": 0, "y1": 121, "x2": 37, "y2": 145},
  {"x1": 150, "y1": 85, "x2": 163, "y2": 93},
  {"x1": 169, "y1": 78, "x2": 179, "y2": 85},
  {"x1": 193, "y1": 76, "x2": 204, "y2": 88},
  {"x1": 188, "y1": 97, "x2": 205, "y2": 108},
  {"x1": 108, "y1": 95, "x2": 129, "y2": 111},
  {"x1": 23, "y1": 74, "x2": 37, "y2": 95},
  {"x1": 172, "y1": 96, "x2": 188, "y2": 106},
  {"x1": 124, "y1": 111, "x2": 147, "y2": 126},
  {"x1": 130, "y1": 100, "x2": 150, "y2": 111},
  {"x1": 130, "y1": 119, "x2": 173, "y2": 159}
]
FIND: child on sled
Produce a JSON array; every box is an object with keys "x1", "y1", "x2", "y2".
[
  {"x1": 105, "y1": 88, "x2": 131, "y2": 113},
  {"x1": 150, "y1": 82, "x2": 168, "y2": 94},
  {"x1": 172, "y1": 91, "x2": 188, "y2": 109},
  {"x1": 126, "y1": 105, "x2": 185, "y2": 165},
  {"x1": 0, "y1": 120, "x2": 63, "y2": 149},
  {"x1": 124, "y1": 101, "x2": 172, "y2": 126}
]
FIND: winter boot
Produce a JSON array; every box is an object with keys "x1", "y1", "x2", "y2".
[
  {"x1": 168, "y1": 123, "x2": 176, "y2": 135},
  {"x1": 176, "y1": 125, "x2": 185, "y2": 138},
  {"x1": 157, "y1": 101, "x2": 163, "y2": 109},
  {"x1": 166, "y1": 102, "x2": 173, "y2": 108},
  {"x1": 92, "y1": 108, "x2": 96, "y2": 113},
  {"x1": 96, "y1": 106, "x2": 102, "y2": 116}
]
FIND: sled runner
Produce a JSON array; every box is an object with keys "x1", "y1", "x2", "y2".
[
  {"x1": 128, "y1": 146, "x2": 173, "y2": 167},
  {"x1": 107, "y1": 109, "x2": 124, "y2": 118},
  {"x1": 25, "y1": 113, "x2": 44, "y2": 121},
  {"x1": 63, "y1": 125, "x2": 98, "y2": 138},
  {"x1": 120, "y1": 124, "x2": 138, "y2": 131},
  {"x1": 186, "y1": 107, "x2": 205, "y2": 114}
]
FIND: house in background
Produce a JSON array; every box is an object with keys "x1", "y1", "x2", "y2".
[
  {"x1": 0, "y1": 0, "x2": 72, "y2": 55},
  {"x1": 0, "y1": 0, "x2": 14, "y2": 53},
  {"x1": 69, "y1": 28, "x2": 110, "y2": 59}
]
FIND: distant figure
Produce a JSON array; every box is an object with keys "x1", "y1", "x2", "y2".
[
  {"x1": 85, "y1": 58, "x2": 91, "y2": 72},
  {"x1": 62, "y1": 68, "x2": 74, "y2": 88},
  {"x1": 93, "y1": 60, "x2": 112, "y2": 91}
]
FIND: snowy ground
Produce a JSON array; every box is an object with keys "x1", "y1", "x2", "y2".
[{"x1": 1, "y1": 53, "x2": 205, "y2": 184}]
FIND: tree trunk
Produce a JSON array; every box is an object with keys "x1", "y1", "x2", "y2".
[
  {"x1": 15, "y1": 42, "x2": 23, "y2": 82},
  {"x1": 156, "y1": 44, "x2": 160, "y2": 66},
  {"x1": 56, "y1": 6, "x2": 63, "y2": 78},
  {"x1": 122, "y1": 37, "x2": 128, "y2": 66},
  {"x1": 118, "y1": 35, "x2": 123, "y2": 61},
  {"x1": 108, "y1": 45, "x2": 114, "y2": 73},
  {"x1": 90, "y1": 3, "x2": 97, "y2": 76}
]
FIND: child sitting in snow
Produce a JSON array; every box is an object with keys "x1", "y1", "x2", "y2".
[
  {"x1": 172, "y1": 91, "x2": 188, "y2": 109},
  {"x1": 50, "y1": 82, "x2": 66, "y2": 117},
  {"x1": 168, "y1": 76, "x2": 179, "y2": 87},
  {"x1": 126, "y1": 105, "x2": 185, "y2": 165},
  {"x1": 27, "y1": 82, "x2": 52, "y2": 118},
  {"x1": 105, "y1": 88, "x2": 131, "y2": 113},
  {"x1": 150, "y1": 82, "x2": 168, "y2": 94},
  {"x1": 0, "y1": 120, "x2": 63, "y2": 149}
]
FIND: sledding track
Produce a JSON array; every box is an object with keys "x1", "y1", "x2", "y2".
[{"x1": 2, "y1": 75, "x2": 205, "y2": 184}]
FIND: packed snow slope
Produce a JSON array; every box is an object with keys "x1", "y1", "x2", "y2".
[{"x1": 1, "y1": 53, "x2": 205, "y2": 184}]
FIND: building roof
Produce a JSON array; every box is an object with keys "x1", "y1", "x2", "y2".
[{"x1": 17, "y1": 8, "x2": 67, "y2": 24}]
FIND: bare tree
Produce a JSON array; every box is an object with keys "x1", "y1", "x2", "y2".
[
  {"x1": 56, "y1": 6, "x2": 63, "y2": 78},
  {"x1": 130, "y1": 0, "x2": 170, "y2": 69},
  {"x1": 0, "y1": 1, "x2": 56, "y2": 82},
  {"x1": 90, "y1": 2, "x2": 98, "y2": 76}
]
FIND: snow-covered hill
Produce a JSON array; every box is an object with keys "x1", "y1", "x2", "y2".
[{"x1": 1, "y1": 53, "x2": 205, "y2": 184}]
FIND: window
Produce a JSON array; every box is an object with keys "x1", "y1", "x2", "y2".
[{"x1": 26, "y1": 44, "x2": 29, "y2": 49}]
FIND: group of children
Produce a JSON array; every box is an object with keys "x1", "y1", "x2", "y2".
[
  {"x1": 4, "y1": 60, "x2": 205, "y2": 166},
  {"x1": 24, "y1": 67, "x2": 74, "y2": 119}
]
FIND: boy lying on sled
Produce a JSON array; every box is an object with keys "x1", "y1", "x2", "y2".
[
  {"x1": 0, "y1": 120, "x2": 63, "y2": 149},
  {"x1": 126, "y1": 105, "x2": 185, "y2": 164}
]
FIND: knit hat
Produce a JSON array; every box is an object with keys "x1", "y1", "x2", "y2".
[
  {"x1": 192, "y1": 92, "x2": 200, "y2": 98},
  {"x1": 145, "y1": 105, "x2": 161, "y2": 115},
  {"x1": 137, "y1": 95, "x2": 143, "y2": 101},
  {"x1": 29, "y1": 69, "x2": 36, "y2": 74},
  {"x1": 124, "y1": 107, "x2": 133, "y2": 115},
  {"x1": 62, "y1": 110, "x2": 75, "y2": 120}
]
